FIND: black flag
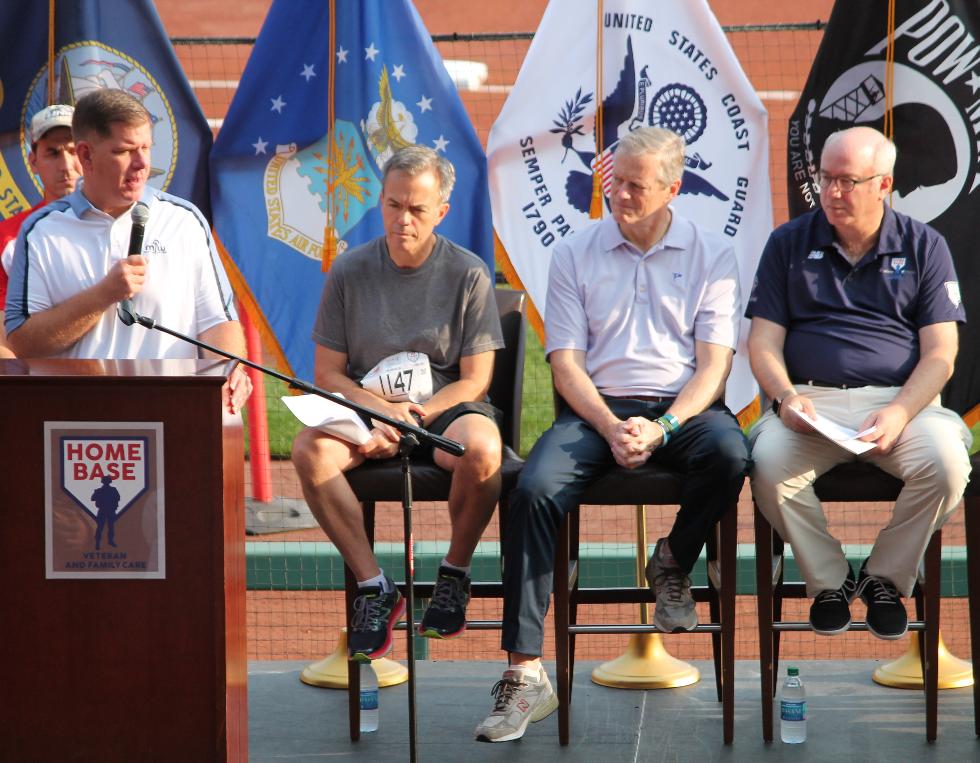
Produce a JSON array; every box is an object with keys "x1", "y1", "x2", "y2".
[{"x1": 787, "y1": 0, "x2": 980, "y2": 416}]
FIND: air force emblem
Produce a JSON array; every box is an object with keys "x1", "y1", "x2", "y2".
[{"x1": 262, "y1": 53, "x2": 449, "y2": 262}]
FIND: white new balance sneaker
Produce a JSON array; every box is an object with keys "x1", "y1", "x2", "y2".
[{"x1": 474, "y1": 665, "x2": 559, "y2": 742}]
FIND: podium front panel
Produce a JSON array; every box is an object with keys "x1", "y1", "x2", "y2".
[{"x1": 0, "y1": 359, "x2": 247, "y2": 760}]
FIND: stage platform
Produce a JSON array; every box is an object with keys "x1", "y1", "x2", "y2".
[{"x1": 248, "y1": 659, "x2": 976, "y2": 761}]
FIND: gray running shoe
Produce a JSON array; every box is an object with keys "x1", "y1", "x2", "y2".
[
  {"x1": 645, "y1": 537, "x2": 698, "y2": 633},
  {"x1": 474, "y1": 666, "x2": 559, "y2": 742},
  {"x1": 348, "y1": 576, "x2": 405, "y2": 662}
]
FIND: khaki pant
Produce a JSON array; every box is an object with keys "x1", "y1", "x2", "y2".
[{"x1": 750, "y1": 385, "x2": 972, "y2": 597}]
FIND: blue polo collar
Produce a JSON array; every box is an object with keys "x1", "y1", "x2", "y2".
[{"x1": 809, "y1": 205, "x2": 904, "y2": 258}]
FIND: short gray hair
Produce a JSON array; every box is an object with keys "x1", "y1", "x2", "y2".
[
  {"x1": 615, "y1": 127, "x2": 685, "y2": 186},
  {"x1": 381, "y1": 145, "x2": 456, "y2": 203},
  {"x1": 822, "y1": 127, "x2": 897, "y2": 176}
]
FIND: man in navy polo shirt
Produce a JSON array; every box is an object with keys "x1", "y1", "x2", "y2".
[{"x1": 746, "y1": 126, "x2": 972, "y2": 640}]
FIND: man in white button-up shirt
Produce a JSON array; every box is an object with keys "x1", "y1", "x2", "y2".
[
  {"x1": 476, "y1": 127, "x2": 749, "y2": 743},
  {"x1": 5, "y1": 89, "x2": 250, "y2": 412}
]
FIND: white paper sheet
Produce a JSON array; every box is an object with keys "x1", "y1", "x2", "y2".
[
  {"x1": 788, "y1": 406, "x2": 877, "y2": 455},
  {"x1": 281, "y1": 394, "x2": 372, "y2": 445}
]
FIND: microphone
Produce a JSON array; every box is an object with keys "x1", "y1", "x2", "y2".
[{"x1": 117, "y1": 202, "x2": 150, "y2": 326}]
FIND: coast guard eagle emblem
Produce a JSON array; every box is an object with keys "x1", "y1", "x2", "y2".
[{"x1": 555, "y1": 35, "x2": 731, "y2": 214}]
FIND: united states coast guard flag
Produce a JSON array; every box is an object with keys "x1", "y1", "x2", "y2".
[
  {"x1": 0, "y1": 0, "x2": 212, "y2": 218},
  {"x1": 211, "y1": 0, "x2": 493, "y2": 380},
  {"x1": 788, "y1": 0, "x2": 980, "y2": 417},
  {"x1": 488, "y1": 0, "x2": 771, "y2": 417}
]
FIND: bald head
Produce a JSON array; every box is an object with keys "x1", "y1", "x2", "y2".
[
  {"x1": 821, "y1": 127, "x2": 896, "y2": 176},
  {"x1": 818, "y1": 126, "x2": 895, "y2": 237}
]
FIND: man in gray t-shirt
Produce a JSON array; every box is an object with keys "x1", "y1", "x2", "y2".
[
  {"x1": 312, "y1": 233, "x2": 502, "y2": 394},
  {"x1": 292, "y1": 146, "x2": 504, "y2": 663}
]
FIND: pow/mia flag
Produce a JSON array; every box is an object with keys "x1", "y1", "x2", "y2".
[
  {"x1": 488, "y1": 0, "x2": 772, "y2": 417},
  {"x1": 788, "y1": 0, "x2": 980, "y2": 416}
]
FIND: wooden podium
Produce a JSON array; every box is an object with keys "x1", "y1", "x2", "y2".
[{"x1": 0, "y1": 359, "x2": 247, "y2": 760}]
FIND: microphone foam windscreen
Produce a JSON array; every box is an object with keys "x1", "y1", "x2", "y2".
[{"x1": 132, "y1": 202, "x2": 150, "y2": 225}]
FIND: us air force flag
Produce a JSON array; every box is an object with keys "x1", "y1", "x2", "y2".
[
  {"x1": 488, "y1": 0, "x2": 771, "y2": 416},
  {"x1": 211, "y1": 0, "x2": 493, "y2": 380},
  {"x1": 0, "y1": 0, "x2": 212, "y2": 218},
  {"x1": 788, "y1": 0, "x2": 980, "y2": 417}
]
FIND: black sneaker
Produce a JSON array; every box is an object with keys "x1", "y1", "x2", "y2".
[
  {"x1": 418, "y1": 565, "x2": 471, "y2": 639},
  {"x1": 809, "y1": 566, "x2": 856, "y2": 636},
  {"x1": 348, "y1": 576, "x2": 406, "y2": 662},
  {"x1": 856, "y1": 562, "x2": 908, "y2": 640}
]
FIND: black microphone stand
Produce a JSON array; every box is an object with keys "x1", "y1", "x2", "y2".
[{"x1": 120, "y1": 306, "x2": 460, "y2": 762}]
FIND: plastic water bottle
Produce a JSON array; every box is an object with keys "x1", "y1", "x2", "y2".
[
  {"x1": 780, "y1": 666, "x2": 806, "y2": 743},
  {"x1": 359, "y1": 662, "x2": 379, "y2": 733}
]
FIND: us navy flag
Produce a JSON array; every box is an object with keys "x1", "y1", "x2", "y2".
[
  {"x1": 0, "y1": 0, "x2": 212, "y2": 218},
  {"x1": 788, "y1": 0, "x2": 980, "y2": 416}
]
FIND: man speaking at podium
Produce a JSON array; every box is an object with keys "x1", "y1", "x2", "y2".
[{"x1": 4, "y1": 89, "x2": 250, "y2": 412}]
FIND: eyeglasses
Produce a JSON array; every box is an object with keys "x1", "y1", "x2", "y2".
[{"x1": 815, "y1": 171, "x2": 882, "y2": 194}]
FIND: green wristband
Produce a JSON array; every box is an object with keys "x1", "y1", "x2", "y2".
[{"x1": 657, "y1": 413, "x2": 680, "y2": 435}]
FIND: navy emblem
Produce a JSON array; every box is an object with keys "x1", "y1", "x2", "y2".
[{"x1": 22, "y1": 42, "x2": 178, "y2": 195}]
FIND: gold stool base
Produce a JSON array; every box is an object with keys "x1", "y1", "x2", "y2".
[
  {"x1": 591, "y1": 633, "x2": 700, "y2": 689},
  {"x1": 872, "y1": 632, "x2": 973, "y2": 689},
  {"x1": 300, "y1": 628, "x2": 409, "y2": 689}
]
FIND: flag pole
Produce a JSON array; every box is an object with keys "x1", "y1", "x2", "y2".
[
  {"x1": 322, "y1": 0, "x2": 339, "y2": 270},
  {"x1": 591, "y1": 503, "x2": 700, "y2": 690},
  {"x1": 239, "y1": 304, "x2": 272, "y2": 503},
  {"x1": 47, "y1": 0, "x2": 56, "y2": 105},
  {"x1": 589, "y1": 0, "x2": 605, "y2": 219},
  {"x1": 884, "y1": 0, "x2": 896, "y2": 206}
]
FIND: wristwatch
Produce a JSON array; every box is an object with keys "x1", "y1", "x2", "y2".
[{"x1": 771, "y1": 389, "x2": 794, "y2": 416}]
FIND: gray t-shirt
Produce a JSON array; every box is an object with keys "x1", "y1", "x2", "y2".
[{"x1": 312, "y1": 235, "x2": 504, "y2": 393}]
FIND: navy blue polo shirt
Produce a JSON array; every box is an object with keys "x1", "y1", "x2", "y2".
[{"x1": 745, "y1": 206, "x2": 965, "y2": 387}]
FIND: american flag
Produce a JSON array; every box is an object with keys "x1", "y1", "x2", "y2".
[{"x1": 589, "y1": 138, "x2": 620, "y2": 197}]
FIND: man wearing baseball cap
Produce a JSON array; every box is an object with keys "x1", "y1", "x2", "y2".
[{"x1": 0, "y1": 103, "x2": 82, "y2": 356}]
